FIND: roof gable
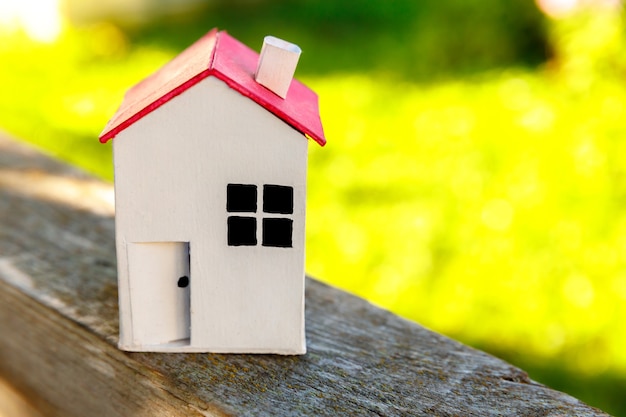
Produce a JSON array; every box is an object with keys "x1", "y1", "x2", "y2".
[{"x1": 99, "y1": 29, "x2": 326, "y2": 146}]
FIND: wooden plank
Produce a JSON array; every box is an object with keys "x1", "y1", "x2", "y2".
[
  {"x1": 0, "y1": 132, "x2": 608, "y2": 416},
  {"x1": 0, "y1": 376, "x2": 44, "y2": 417}
]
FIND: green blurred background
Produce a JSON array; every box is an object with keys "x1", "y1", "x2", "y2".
[{"x1": 1, "y1": 0, "x2": 626, "y2": 414}]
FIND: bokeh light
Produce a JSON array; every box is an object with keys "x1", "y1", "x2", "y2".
[{"x1": 0, "y1": 0, "x2": 63, "y2": 42}]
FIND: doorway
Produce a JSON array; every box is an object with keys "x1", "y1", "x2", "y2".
[{"x1": 127, "y1": 242, "x2": 190, "y2": 346}]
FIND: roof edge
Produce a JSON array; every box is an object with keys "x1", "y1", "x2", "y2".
[
  {"x1": 99, "y1": 29, "x2": 326, "y2": 147},
  {"x1": 212, "y1": 69, "x2": 326, "y2": 147},
  {"x1": 99, "y1": 70, "x2": 213, "y2": 143},
  {"x1": 99, "y1": 29, "x2": 221, "y2": 143}
]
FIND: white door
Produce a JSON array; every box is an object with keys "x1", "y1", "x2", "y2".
[{"x1": 127, "y1": 242, "x2": 190, "y2": 346}]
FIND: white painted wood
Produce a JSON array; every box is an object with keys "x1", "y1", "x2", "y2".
[
  {"x1": 113, "y1": 76, "x2": 308, "y2": 353},
  {"x1": 127, "y1": 242, "x2": 190, "y2": 346},
  {"x1": 255, "y1": 36, "x2": 301, "y2": 99}
]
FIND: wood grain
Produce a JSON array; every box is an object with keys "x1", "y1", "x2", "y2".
[{"x1": 0, "y1": 132, "x2": 608, "y2": 416}]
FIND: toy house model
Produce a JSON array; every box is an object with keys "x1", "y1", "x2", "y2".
[{"x1": 99, "y1": 29, "x2": 326, "y2": 354}]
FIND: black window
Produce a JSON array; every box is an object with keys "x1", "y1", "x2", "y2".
[
  {"x1": 263, "y1": 185, "x2": 293, "y2": 214},
  {"x1": 227, "y1": 184, "x2": 257, "y2": 212},
  {"x1": 227, "y1": 216, "x2": 257, "y2": 246},
  {"x1": 226, "y1": 183, "x2": 294, "y2": 248},
  {"x1": 262, "y1": 218, "x2": 293, "y2": 247}
]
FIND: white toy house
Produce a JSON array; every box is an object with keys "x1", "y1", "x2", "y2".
[{"x1": 100, "y1": 29, "x2": 326, "y2": 354}]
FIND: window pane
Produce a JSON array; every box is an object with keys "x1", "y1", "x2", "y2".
[
  {"x1": 227, "y1": 184, "x2": 257, "y2": 212},
  {"x1": 262, "y1": 218, "x2": 293, "y2": 248},
  {"x1": 228, "y1": 216, "x2": 257, "y2": 246},
  {"x1": 263, "y1": 185, "x2": 293, "y2": 214}
]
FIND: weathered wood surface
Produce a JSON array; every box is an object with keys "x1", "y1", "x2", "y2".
[{"x1": 0, "y1": 132, "x2": 608, "y2": 416}]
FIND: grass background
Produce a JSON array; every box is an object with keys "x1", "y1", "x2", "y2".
[{"x1": 2, "y1": 0, "x2": 626, "y2": 414}]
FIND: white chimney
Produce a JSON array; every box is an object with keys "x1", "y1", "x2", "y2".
[{"x1": 255, "y1": 36, "x2": 301, "y2": 99}]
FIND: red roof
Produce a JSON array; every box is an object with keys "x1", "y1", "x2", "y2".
[{"x1": 99, "y1": 29, "x2": 326, "y2": 146}]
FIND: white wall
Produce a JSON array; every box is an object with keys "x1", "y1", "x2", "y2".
[{"x1": 114, "y1": 77, "x2": 308, "y2": 353}]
